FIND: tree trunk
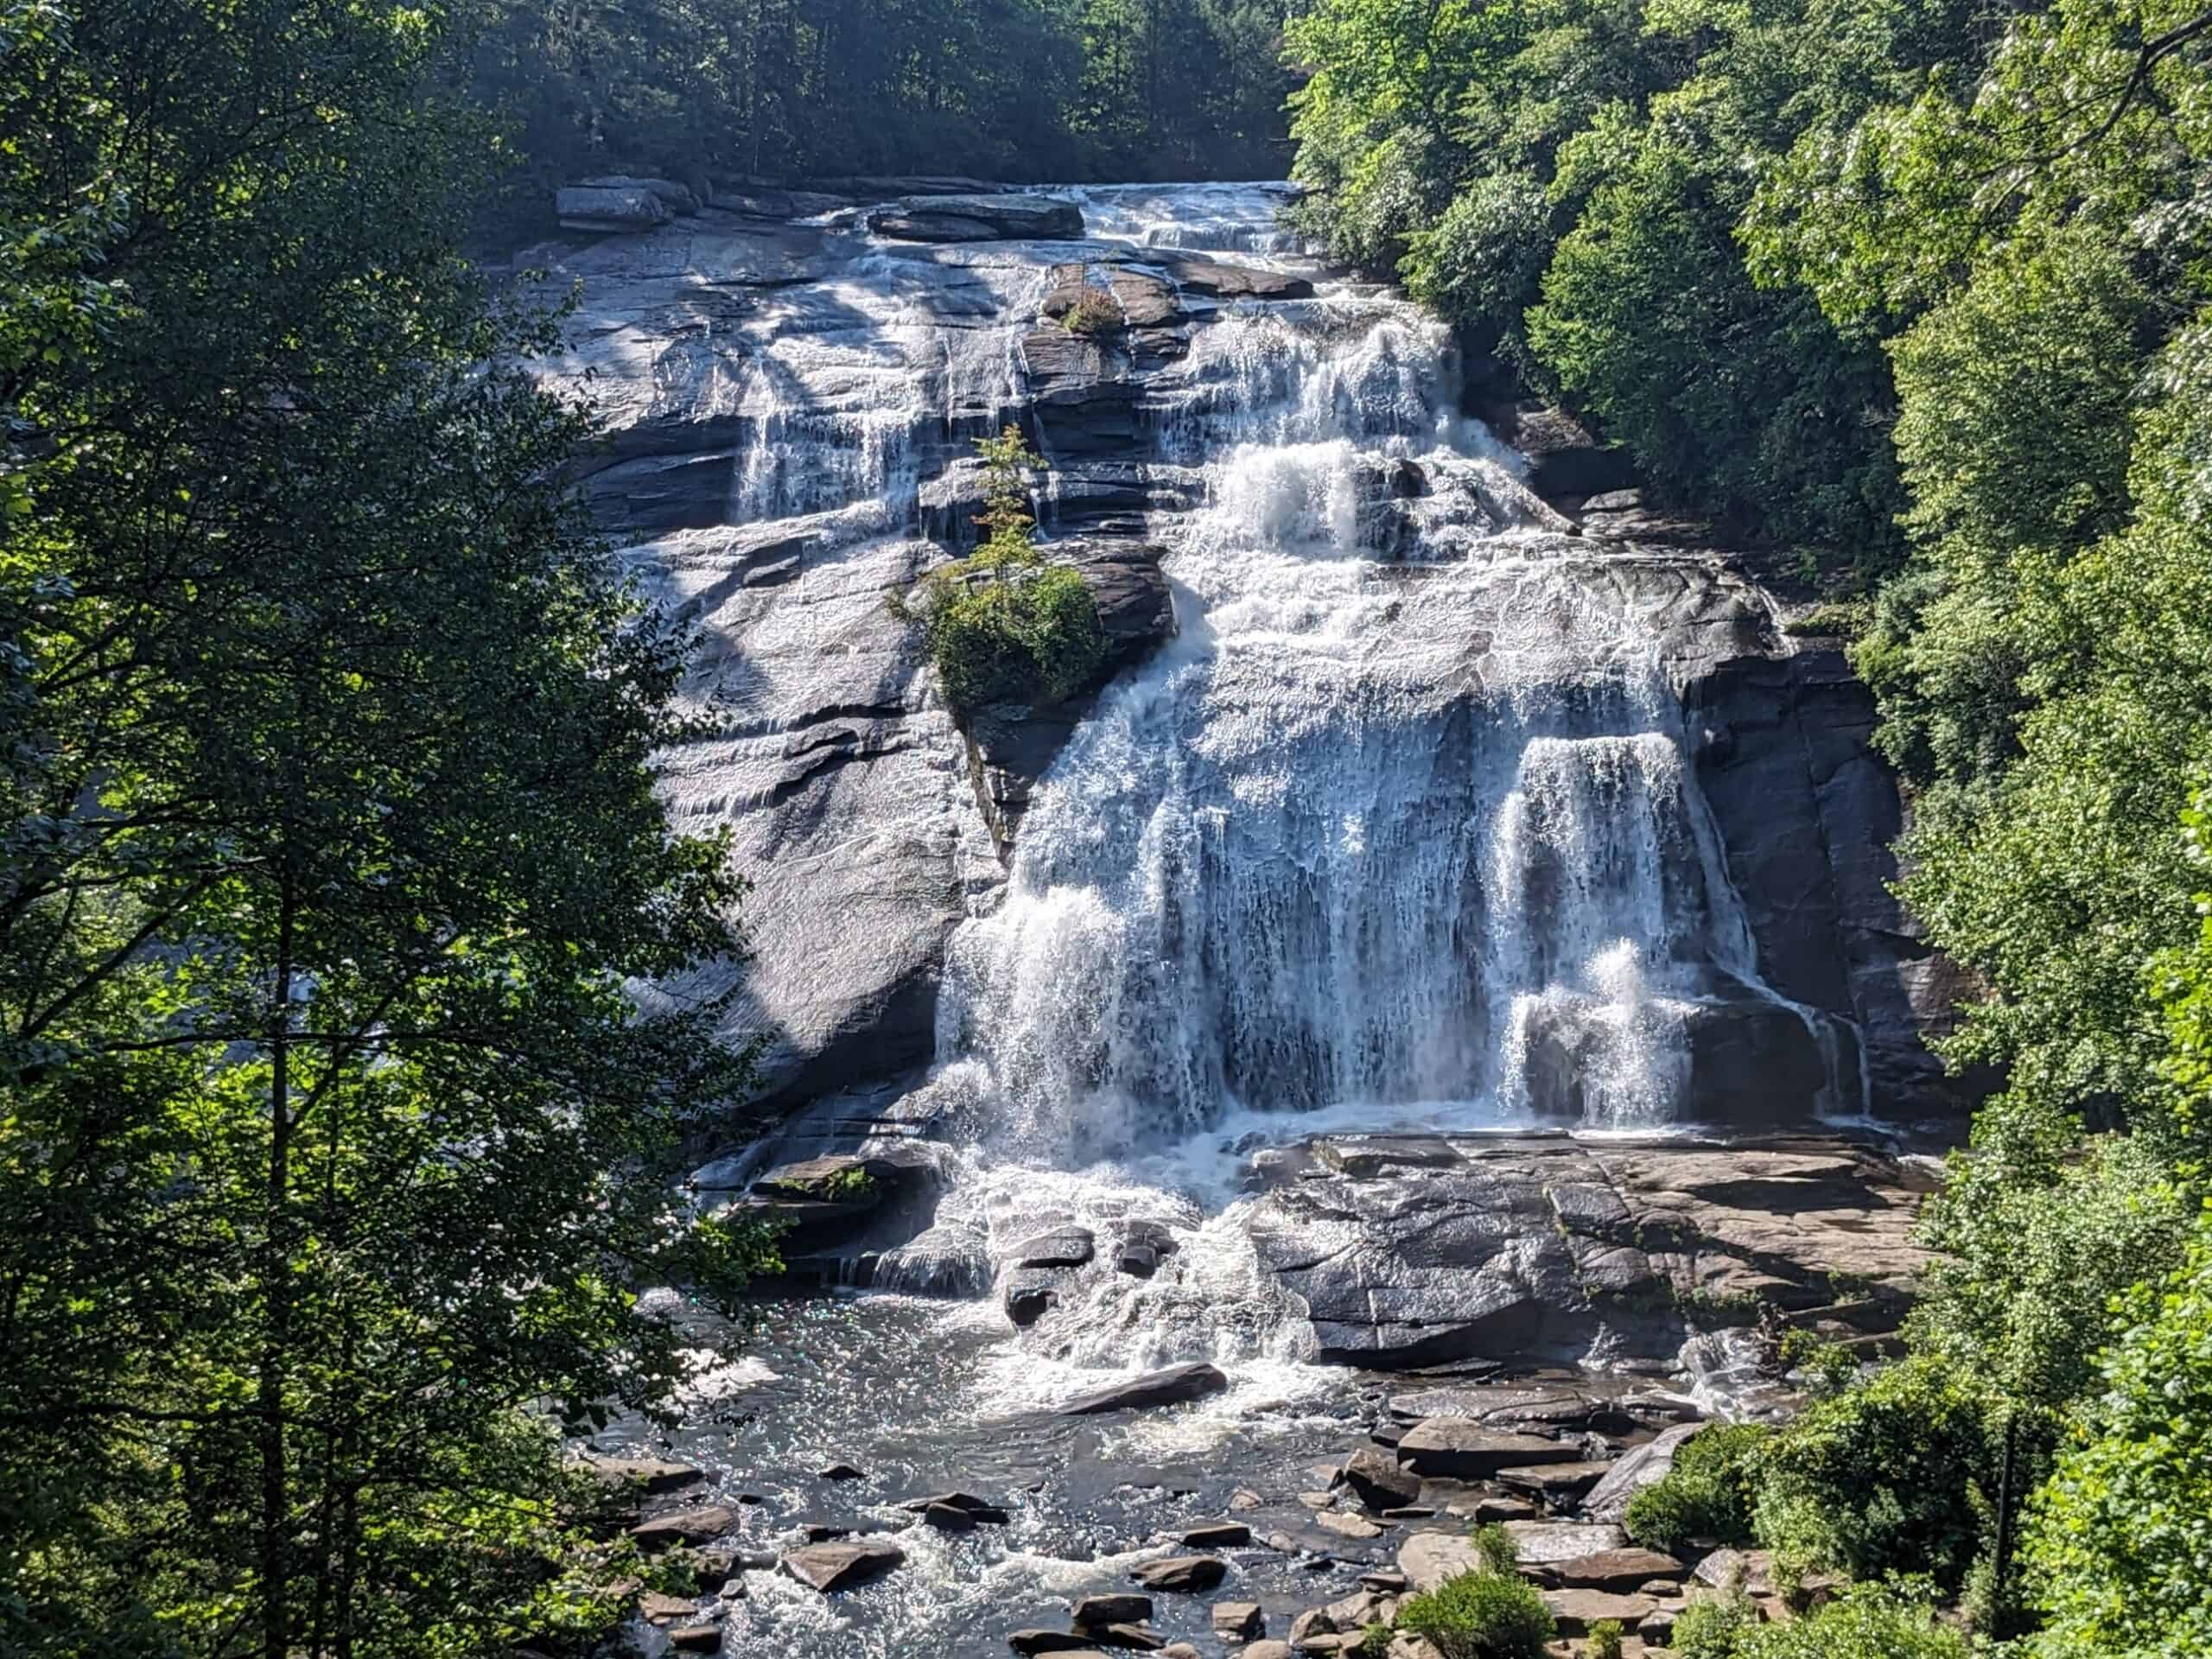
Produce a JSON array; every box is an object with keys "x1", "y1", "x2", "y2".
[{"x1": 257, "y1": 882, "x2": 296, "y2": 1659}]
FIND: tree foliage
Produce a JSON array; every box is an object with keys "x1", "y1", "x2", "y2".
[{"x1": 0, "y1": 1, "x2": 772, "y2": 1652}]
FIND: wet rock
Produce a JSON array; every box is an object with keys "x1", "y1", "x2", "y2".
[
  {"x1": 1230, "y1": 1489, "x2": 1263, "y2": 1511},
  {"x1": 1316, "y1": 1511, "x2": 1385, "y2": 1541},
  {"x1": 556, "y1": 185, "x2": 671, "y2": 233},
  {"x1": 639, "y1": 1591, "x2": 699, "y2": 1623},
  {"x1": 580, "y1": 1452, "x2": 706, "y2": 1495},
  {"x1": 669, "y1": 1624, "x2": 721, "y2": 1653},
  {"x1": 1157, "y1": 256, "x2": 1315, "y2": 300},
  {"x1": 1073, "y1": 1594, "x2": 1154, "y2": 1627},
  {"x1": 868, "y1": 194, "x2": 1084, "y2": 243},
  {"x1": 1016, "y1": 1226, "x2": 1096, "y2": 1268},
  {"x1": 1395, "y1": 1422, "x2": 1582, "y2": 1480},
  {"x1": 1214, "y1": 1602, "x2": 1266, "y2": 1640},
  {"x1": 817, "y1": 1461, "x2": 865, "y2": 1481},
  {"x1": 1552, "y1": 1548, "x2": 1688, "y2": 1590},
  {"x1": 902, "y1": 1491, "x2": 1012, "y2": 1524},
  {"x1": 1090, "y1": 1626, "x2": 1168, "y2": 1652},
  {"x1": 1063, "y1": 1363, "x2": 1229, "y2": 1415},
  {"x1": 1010, "y1": 1633, "x2": 1103, "y2": 1656},
  {"x1": 780, "y1": 1536, "x2": 906, "y2": 1592},
  {"x1": 1340, "y1": 1446, "x2": 1421, "y2": 1513},
  {"x1": 1582, "y1": 1421, "x2": 1707, "y2": 1523},
  {"x1": 1005, "y1": 1269, "x2": 1060, "y2": 1326},
  {"x1": 1287, "y1": 1607, "x2": 1338, "y2": 1643},
  {"x1": 689, "y1": 1549, "x2": 736, "y2": 1590},
  {"x1": 1132, "y1": 1556, "x2": 1228, "y2": 1593},
  {"x1": 629, "y1": 1505, "x2": 738, "y2": 1551},
  {"x1": 579, "y1": 175, "x2": 699, "y2": 214},
  {"x1": 921, "y1": 1502, "x2": 976, "y2": 1532},
  {"x1": 1181, "y1": 1521, "x2": 1252, "y2": 1548}
]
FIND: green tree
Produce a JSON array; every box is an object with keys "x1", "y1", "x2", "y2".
[{"x1": 0, "y1": 2, "x2": 770, "y2": 1653}]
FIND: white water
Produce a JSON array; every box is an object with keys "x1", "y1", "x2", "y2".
[{"x1": 732, "y1": 183, "x2": 1842, "y2": 1393}]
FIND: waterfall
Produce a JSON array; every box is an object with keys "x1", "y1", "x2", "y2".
[{"x1": 700, "y1": 184, "x2": 1849, "y2": 1370}]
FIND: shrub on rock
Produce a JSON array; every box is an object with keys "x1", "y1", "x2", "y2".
[
  {"x1": 899, "y1": 428, "x2": 1106, "y2": 713},
  {"x1": 1624, "y1": 1422, "x2": 1767, "y2": 1551},
  {"x1": 1394, "y1": 1562, "x2": 1552, "y2": 1659}
]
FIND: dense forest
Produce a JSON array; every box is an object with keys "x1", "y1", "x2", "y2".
[
  {"x1": 6, "y1": 0, "x2": 2212, "y2": 1652},
  {"x1": 1288, "y1": 0, "x2": 2212, "y2": 1647},
  {"x1": 466, "y1": 0, "x2": 1299, "y2": 219}
]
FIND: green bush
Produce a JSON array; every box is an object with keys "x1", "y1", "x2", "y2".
[
  {"x1": 1395, "y1": 1568, "x2": 1554, "y2": 1659},
  {"x1": 1469, "y1": 1522, "x2": 1520, "y2": 1576},
  {"x1": 1742, "y1": 1585, "x2": 1969, "y2": 1659},
  {"x1": 1624, "y1": 1422, "x2": 1768, "y2": 1550},
  {"x1": 1747, "y1": 1354, "x2": 1997, "y2": 1591},
  {"x1": 1671, "y1": 1592, "x2": 1759, "y2": 1659},
  {"x1": 1062, "y1": 289, "x2": 1122, "y2": 337},
  {"x1": 906, "y1": 428, "x2": 1108, "y2": 714},
  {"x1": 1586, "y1": 1618, "x2": 1625, "y2": 1659}
]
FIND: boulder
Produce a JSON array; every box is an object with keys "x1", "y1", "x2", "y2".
[
  {"x1": 1132, "y1": 1556, "x2": 1228, "y2": 1594},
  {"x1": 869, "y1": 194, "x2": 1084, "y2": 243},
  {"x1": 1340, "y1": 1446, "x2": 1421, "y2": 1514},
  {"x1": 1544, "y1": 1588, "x2": 1660, "y2": 1637},
  {"x1": 1090, "y1": 1626, "x2": 1167, "y2": 1652},
  {"x1": 579, "y1": 175, "x2": 699, "y2": 214},
  {"x1": 669, "y1": 1625, "x2": 721, "y2": 1653},
  {"x1": 1011, "y1": 1634, "x2": 1103, "y2": 1656},
  {"x1": 1062, "y1": 1363, "x2": 1229, "y2": 1415},
  {"x1": 1581, "y1": 1422, "x2": 1707, "y2": 1522},
  {"x1": 1157, "y1": 256, "x2": 1315, "y2": 300},
  {"x1": 920, "y1": 1502, "x2": 976, "y2": 1531},
  {"x1": 1005, "y1": 1269, "x2": 1060, "y2": 1327},
  {"x1": 1181, "y1": 1522, "x2": 1252, "y2": 1548},
  {"x1": 1503, "y1": 1522, "x2": 1627, "y2": 1565},
  {"x1": 1551, "y1": 1548, "x2": 1688, "y2": 1591},
  {"x1": 901, "y1": 1491, "x2": 1012, "y2": 1524},
  {"x1": 1316, "y1": 1510, "x2": 1384, "y2": 1540},
  {"x1": 580, "y1": 1452, "x2": 706, "y2": 1495},
  {"x1": 1074, "y1": 1593, "x2": 1155, "y2": 1626},
  {"x1": 1395, "y1": 1422, "x2": 1582, "y2": 1480},
  {"x1": 1398, "y1": 1532, "x2": 1486, "y2": 1594},
  {"x1": 629, "y1": 1505, "x2": 738, "y2": 1551},
  {"x1": 556, "y1": 185, "x2": 671, "y2": 233},
  {"x1": 1015, "y1": 1226, "x2": 1096, "y2": 1268},
  {"x1": 1213, "y1": 1602, "x2": 1266, "y2": 1640},
  {"x1": 817, "y1": 1461, "x2": 865, "y2": 1481},
  {"x1": 779, "y1": 1536, "x2": 906, "y2": 1593}
]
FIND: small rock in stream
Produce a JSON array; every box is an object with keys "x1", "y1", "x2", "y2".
[
  {"x1": 669, "y1": 1624, "x2": 721, "y2": 1653},
  {"x1": 628, "y1": 1504, "x2": 737, "y2": 1551},
  {"x1": 1071, "y1": 1592, "x2": 1153, "y2": 1626},
  {"x1": 1061, "y1": 1362, "x2": 1228, "y2": 1415},
  {"x1": 818, "y1": 1460, "x2": 865, "y2": 1481},
  {"x1": 1211, "y1": 1601, "x2": 1265, "y2": 1640},
  {"x1": 1131, "y1": 1555, "x2": 1227, "y2": 1593},
  {"x1": 1015, "y1": 1226, "x2": 1096, "y2": 1268},
  {"x1": 1008, "y1": 1632, "x2": 1100, "y2": 1656},
  {"x1": 1179, "y1": 1521, "x2": 1251, "y2": 1548},
  {"x1": 1339, "y1": 1445, "x2": 1421, "y2": 1513},
  {"x1": 921, "y1": 1502, "x2": 976, "y2": 1532},
  {"x1": 779, "y1": 1536, "x2": 906, "y2": 1593},
  {"x1": 901, "y1": 1491, "x2": 1012, "y2": 1523}
]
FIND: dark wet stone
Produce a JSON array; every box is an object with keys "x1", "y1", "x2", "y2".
[
  {"x1": 1339, "y1": 1446, "x2": 1420, "y2": 1514},
  {"x1": 1005, "y1": 1269, "x2": 1060, "y2": 1327},
  {"x1": 1015, "y1": 1226, "x2": 1096, "y2": 1268},
  {"x1": 629, "y1": 1505, "x2": 738, "y2": 1551},
  {"x1": 817, "y1": 1461, "x2": 865, "y2": 1481},
  {"x1": 780, "y1": 1537, "x2": 906, "y2": 1592},
  {"x1": 1179, "y1": 1521, "x2": 1251, "y2": 1548},
  {"x1": 1073, "y1": 1592, "x2": 1154, "y2": 1626},
  {"x1": 1131, "y1": 1556, "x2": 1228, "y2": 1593},
  {"x1": 1062, "y1": 1363, "x2": 1229, "y2": 1415}
]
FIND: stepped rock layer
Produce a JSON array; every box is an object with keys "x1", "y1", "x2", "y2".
[{"x1": 518, "y1": 182, "x2": 1959, "y2": 1125}]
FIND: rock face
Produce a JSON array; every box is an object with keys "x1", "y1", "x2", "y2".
[
  {"x1": 868, "y1": 194, "x2": 1085, "y2": 242},
  {"x1": 523, "y1": 175, "x2": 1961, "y2": 1141},
  {"x1": 1247, "y1": 1134, "x2": 1932, "y2": 1368}
]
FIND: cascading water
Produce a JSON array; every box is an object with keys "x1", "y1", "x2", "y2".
[{"x1": 815, "y1": 183, "x2": 1848, "y2": 1388}]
